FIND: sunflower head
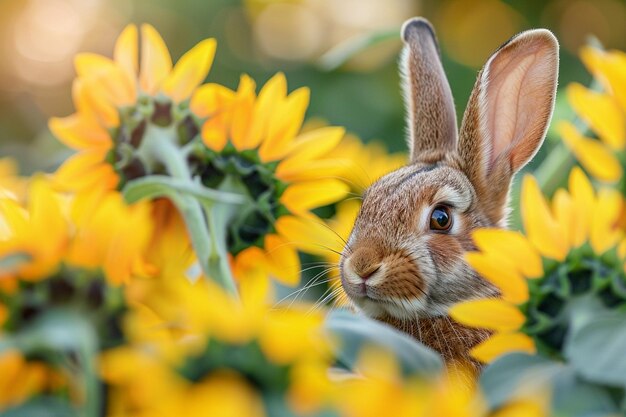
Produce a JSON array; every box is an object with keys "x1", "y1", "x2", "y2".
[{"x1": 450, "y1": 168, "x2": 626, "y2": 362}]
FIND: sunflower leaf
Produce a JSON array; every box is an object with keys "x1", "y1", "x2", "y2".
[
  {"x1": 122, "y1": 175, "x2": 244, "y2": 205},
  {"x1": 565, "y1": 309, "x2": 626, "y2": 388},
  {"x1": 0, "y1": 396, "x2": 78, "y2": 417},
  {"x1": 324, "y1": 309, "x2": 442, "y2": 377},
  {"x1": 480, "y1": 353, "x2": 563, "y2": 409}
]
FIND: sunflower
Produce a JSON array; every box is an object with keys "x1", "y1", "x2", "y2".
[
  {"x1": 106, "y1": 247, "x2": 331, "y2": 416},
  {"x1": 189, "y1": 72, "x2": 349, "y2": 286},
  {"x1": 449, "y1": 167, "x2": 624, "y2": 363},
  {"x1": 559, "y1": 46, "x2": 626, "y2": 183},
  {"x1": 50, "y1": 25, "x2": 349, "y2": 289},
  {"x1": 50, "y1": 24, "x2": 217, "y2": 192}
]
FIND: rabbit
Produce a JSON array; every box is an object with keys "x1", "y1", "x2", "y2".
[{"x1": 339, "y1": 17, "x2": 559, "y2": 369}]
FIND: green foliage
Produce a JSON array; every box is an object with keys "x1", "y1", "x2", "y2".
[{"x1": 324, "y1": 309, "x2": 443, "y2": 378}]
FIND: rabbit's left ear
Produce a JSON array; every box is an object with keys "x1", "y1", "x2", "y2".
[
  {"x1": 401, "y1": 18, "x2": 458, "y2": 164},
  {"x1": 458, "y1": 29, "x2": 559, "y2": 223}
]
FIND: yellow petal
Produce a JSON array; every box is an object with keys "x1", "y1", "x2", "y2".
[
  {"x1": 263, "y1": 234, "x2": 301, "y2": 286},
  {"x1": 201, "y1": 118, "x2": 228, "y2": 152},
  {"x1": 279, "y1": 126, "x2": 346, "y2": 170},
  {"x1": 114, "y1": 24, "x2": 139, "y2": 80},
  {"x1": 74, "y1": 53, "x2": 117, "y2": 77},
  {"x1": 490, "y1": 400, "x2": 546, "y2": 417},
  {"x1": 472, "y1": 229, "x2": 542, "y2": 279},
  {"x1": 568, "y1": 166, "x2": 594, "y2": 246},
  {"x1": 559, "y1": 121, "x2": 622, "y2": 183},
  {"x1": 139, "y1": 24, "x2": 172, "y2": 94},
  {"x1": 259, "y1": 87, "x2": 310, "y2": 161},
  {"x1": 566, "y1": 83, "x2": 625, "y2": 150},
  {"x1": 590, "y1": 188, "x2": 623, "y2": 254},
  {"x1": 281, "y1": 179, "x2": 348, "y2": 214},
  {"x1": 162, "y1": 38, "x2": 217, "y2": 103},
  {"x1": 55, "y1": 150, "x2": 119, "y2": 191},
  {"x1": 552, "y1": 189, "x2": 574, "y2": 250},
  {"x1": 49, "y1": 114, "x2": 111, "y2": 150},
  {"x1": 464, "y1": 252, "x2": 529, "y2": 304},
  {"x1": 275, "y1": 216, "x2": 342, "y2": 257},
  {"x1": 471, "y1": 332, "x2": 535, "y2": 363},
  {"x1": 521, "y1": 175, "x2": 568, "y2": 261},
  {"x1": 449, "y1": 299, "x2": 526, "y2": 332},
  {"x1": 190, "y1": 83, "x2": 236, "y2": 118},
  {"x1": 276, "y1": 158, "x2": 351, "y2": 183},
  {"x1": 72, "y1": 78, "x2": 119, "y2": 128},
  {"x1": 230, "y1": 75, "x2": 256, "y2": 150},
  {"x1": 581, "y1": 47, "x2": 626, "y2": 114},
  {"x1": 244, "y1": 73, "x2": 287, "y2": 149}
]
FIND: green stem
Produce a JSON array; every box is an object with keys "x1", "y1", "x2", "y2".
[{"x1": 141, "y1": 125, "x2": 239, "y2": 295}]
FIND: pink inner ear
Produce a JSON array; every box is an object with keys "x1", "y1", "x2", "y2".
[{"x1": 483, "y1": 35, "x2": 557, "y2": 171}]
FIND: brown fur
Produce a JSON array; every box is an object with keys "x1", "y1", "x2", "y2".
[{"x1": 339, "y1": 18, "x2": 559, "y2": 369}]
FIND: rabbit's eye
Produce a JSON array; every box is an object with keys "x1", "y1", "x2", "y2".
[{"x1": 430, "y1": 205, "x2": 452, "y2": 231}]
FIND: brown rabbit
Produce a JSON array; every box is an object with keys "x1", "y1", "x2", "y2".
[{"x1": 339, "y1": 18, "x2": 559, "y2": 369}]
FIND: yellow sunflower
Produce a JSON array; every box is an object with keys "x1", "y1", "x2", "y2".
[
  {"x1": 189, "y1": 72, "x2": 349, "y2": 286},
  {"x1": 449, "y1": 167, "x2": 624, "y2": 363},
  {"x1": 50, "y1": 24, "x2": 216, "y2": 192},
  {"x1": 0, "y1": 177, "x2": 152, "y2": 286},
  {"x1": 559, "y1": 46, "x2": 626, "y2": 183}
]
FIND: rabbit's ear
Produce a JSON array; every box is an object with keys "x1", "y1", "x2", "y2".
[
  {"x1": 401, "y1": 18, "x2": 458, "y2": 164},
  {"x1": 458, "y1": 29, "x2": 559, "y2": 223}
]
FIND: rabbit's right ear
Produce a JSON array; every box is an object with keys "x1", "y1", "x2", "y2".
[
  {"x1": 401, "y1": 18, "x2": 458, "y2": 164},
  {"x1": 458, "y1": 29, "x2": 559, "y2": 224}
]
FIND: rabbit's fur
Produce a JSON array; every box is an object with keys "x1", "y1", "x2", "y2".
[{"x1": 339, "y1": 18, "x2": 559, "y2": 368}]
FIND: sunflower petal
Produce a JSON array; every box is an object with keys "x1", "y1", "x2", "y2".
[
  {"x1": 245, "y1": 73, "x2": 287, "y2": 149},
  {"x1": 521, "y1": 175, "x2": 568, "y2": 260},
  {"x1": 566, "y1": 83, "x2": 625, "y2": 150},
  {"x1": 263, "y1": 234, "x2": 300, "y2": 286},
  {"x1": 568, "y1": 166, "x2": 594, "y2": 246},
  {"x1": 449, "y1": 299, "x2": 526, "y2": 332},
  {"x1": 581, "y1": 47, "x2": 626, "y2": 114},
  {"x1": 275, "y1": 216, "x2": 342, "y2": 257},
  {"x1": 114, "y1": 24, "x2": 139, "y2": 80},
  {"x1": 230, "y1": 75, "x2": 256, "y2": 150},
  {"x1": 139, "y1": 24, "x2": 172, "y2": 94},
  {"x1": 464, "y1": 252, "x2": 529, "y2": 304},
  {"x1": 162, "y1": 38, "x2": 217, "y2": 103},
  {"x1": 49, "y1": 114, "x2": 111, "y2": 150},
  {"x1": 201, "y1": 119, "x2": 228, "y2": 152},
  {"x1": 281, "y1": 179, "x2": 348, "y2": 214},
  {"x1": 472, "y1": 229, "x2": 542, "y2": 279},
  {"x1": 280, "y1": 127, "x2": 346, "y2": 170},
  {"x1": 559, "y1": 121, "x2": 622, "y2": 183},
  {"x1": 590, "y1": 188, "x2": 623, "y2": 254},
  {"x1": 190, "y1": 83, "x2": 236, "y2": 117},
  {"x1": 470, "y1": 332, "x2": 536, "y2": 363},
  {"x1": 259, "y1": 87, "x2": 310, "y2": 162}
]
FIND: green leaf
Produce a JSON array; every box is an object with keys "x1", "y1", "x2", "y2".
[
  {"x1": 324, "y1": 309, "x2": 442, "y2": 377},
  {"x1": 550, "y1": 368, "x2": 619, "y2": 417},
  {"x1": 0, "y1": 397, "x2": 78, "y2": 417},
  {"x1": 317, "y1": 28, "x2": 400, "y2": 71},
  {"x1": 122, "y1": 175, "x2": 244, "y2": 205},
  {"x1": 480, "y1": 353, "x2": 563, "y2": 409},
  {"x1": 565, "y1": 309, "x2": 626, "y2": 388}
]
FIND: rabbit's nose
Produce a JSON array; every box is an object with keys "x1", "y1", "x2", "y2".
[{"x1": 350, "y1": 247, "x2": 381, "y2": 280}]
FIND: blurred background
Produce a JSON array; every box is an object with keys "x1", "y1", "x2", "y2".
[{"x1": 1, "y1": 0, "x2": 625, "y2": 173}]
